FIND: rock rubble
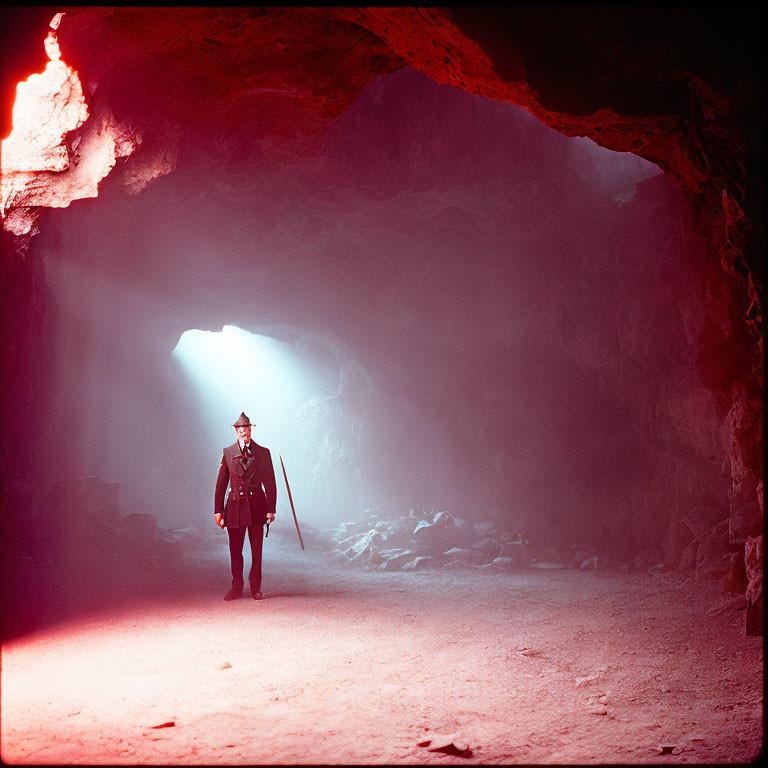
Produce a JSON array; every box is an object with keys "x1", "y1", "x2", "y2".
[{"x1": 320, "y1": 507, "x2": 604, "y2": 572}]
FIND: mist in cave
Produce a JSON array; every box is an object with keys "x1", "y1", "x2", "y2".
[
  {"x1": 4, "y1": 63, "x2": 729, "y2": 640},
  {"x1": 1, "y1": 8, "x2": 762, "y2": 764},
  {"x1": 33, "y1": 67, "x2": 702, "y2": 542}
]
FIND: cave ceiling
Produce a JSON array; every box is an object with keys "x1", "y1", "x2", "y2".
[{"x1": 2, "y1": 6, "x2": 763, "y2": 295}]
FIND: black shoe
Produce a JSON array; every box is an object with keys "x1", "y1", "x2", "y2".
[
  {"x1": 252, "y1": 591, "x2": 264, "y2": 600},
  {"x1": 224, "y1": 588, "x2": 243, "y2": 601}
]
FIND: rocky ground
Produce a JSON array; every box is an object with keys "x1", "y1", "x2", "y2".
[{"x1": 1, "y1": 523, "x2": 762, "y2": 765}]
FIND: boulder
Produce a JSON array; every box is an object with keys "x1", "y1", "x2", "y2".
[
  {"x1": 401, "y1": 556, "x2": 435, "y2": 570},
  {"x1": 729, "y1": 500, "x2": 761, "y2": 544},
  {"x1": 679, "y1": 539, "x2": 698, "y2": 570},
  {"x1": 719, "y1": 551, "x2": 747, "y2": 594},
  {"x1": 442, "y1": 547, "x2": 477, "y2": 563},
  {"x1": 341, "y1": 529, "x2": 383, "y2": 564},
  {"x1": 379, "y1": 550, "x2": 414, "y2": 571},
  {"x1": 412, "y1": 520, "x2": 453, "y2": 554},
  {"x1": 117, "y1": 512, "x2": 158, "y2": 541},
  {"x1": 470, "y1": 537, "x2": 501, "y2": 560},
  {"x1": 336, "y1": 521, "x2": 361, "y2": 537},
  {"x1": 499, "y1": 540, "x2": 529, "y2": 565},
  {"x1": 682, "y1": 505, "x2": 728, "y2": 538},
  {"x1": 164, "y1": 527, "x2": 206, "y2": 552},
  {"x1": 377, "y1": 517, "x2": 414, "y2": 547},
  {"x1": 662, "y1": 519, "x2": 695, "y2": 568},
  {"x1": 695, "y1": 520, "x2": 734, "y2": 581},
  {"x1": 432, "y1": 510, "x2": 454, "y2": 526}
]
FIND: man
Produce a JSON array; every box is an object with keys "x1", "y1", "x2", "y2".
[{"x1": 214, "y1": 412, "x2": 277, "y2": 600}]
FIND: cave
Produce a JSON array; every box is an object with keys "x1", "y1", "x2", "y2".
[{"x1": 0, "y1": 7, "x2": 763, "y2": 764}]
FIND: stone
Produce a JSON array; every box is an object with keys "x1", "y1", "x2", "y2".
[
  {"x1": 499, "y1": 540, "x2": 529, "y2": 564},
  {"x1": 401, "y1": 556, "x2": 434, "y2": 570},
  {"x1": 341, "y1": 529, "x2": 383, "y2": 564},
  {"x1": 679, "y1": 540, "x2": 698, "y2": 571},
  {"x1": 708, "y1": 595, "x2": 746, "y2": 616},
  {"x1": 442, "y1": 547, "x2": 476, "y2": 562},
  {"x1": 662, "y1": 519, "x2": 695, "y2": 568},
  {"x1": 719, "y1": 551, "x2": 747, "y2": 594},
  {"x1": 471, "y1": 538, "x2": 502, "y2": 559},
  {"x1": 165, "y1": 528, "x2": 205, "y2": 553},
  {"x1": 412, "y1": 520, "x2": 452, "y2": 554},
  {"x1": 417, "y1": 734, "x2": 472, "y2": 757},
  {"x1": 432, "y1": 510, "x2": 454, "y2": 526},
  {"x1": 491, "y1": 556, "x2": 518, "y2": 569},
  {"x1": 378, "y1": 517, "x2": 414, "y2": 547},
  {"x1": 729, "y1": 500, "x2": 761, "y2": 544},
  {"x1": 333, "y1": 521, "x2": 361, "y2": 540},
  {"x1": 116, "y1": 512, "x2": 158, "y2": 540},
  {"x1": 337, "y1": 531, "x2": 368, "y2": 548},
  {"x1": 518, "y1": 647, "x2": 545, "y2": 658},
  {"x1": 682, "y1": 505, "x2": 727, "y2": 538},
  {"x1": 378, "y1": 549, "x2": 414, "y2": 571},
  {"x1": 744, "y1": 535, "x2": 762, "y2": 604},
  {"x1": 695, "y1": 520, "x2": 734, "y2": 580},
  {"x1": 473, "y1": 521, "x2": 497, "y2": 537}
]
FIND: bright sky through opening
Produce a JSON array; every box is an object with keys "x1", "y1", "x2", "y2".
[{"x1": 171, "y1": 325, "x2": 318, "y2": 451}]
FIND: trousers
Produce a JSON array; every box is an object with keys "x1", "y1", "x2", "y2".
[{"x1": 227, "y1": 524, "x2": 264, "y2": 592}]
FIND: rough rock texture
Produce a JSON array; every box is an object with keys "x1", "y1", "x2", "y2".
[
  {"x1": 1, "y1": 17, "x2": 141, "y2": 236},
  {"x1": 1, "y1": 7, "x2": 763, "y2": 627}
]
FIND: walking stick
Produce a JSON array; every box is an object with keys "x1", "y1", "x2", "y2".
[{"x1": 279, "y1": 454, "x2": 304, "y2": 550}]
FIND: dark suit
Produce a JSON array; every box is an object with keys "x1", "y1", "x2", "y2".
[{"x1": 214, "y1": 441, "x2": 277, "y2": 592}]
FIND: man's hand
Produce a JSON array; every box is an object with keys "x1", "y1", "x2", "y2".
[
  {"x1": 266, "y1": 512, "x2": 276, "y2": 524},
  {"x1": 214, "y1": 512, "x2": 225, "y2": 529}
]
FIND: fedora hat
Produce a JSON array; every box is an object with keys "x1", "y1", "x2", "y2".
[{"x1": 232, "y1": 412, "x2": 252, "y2": 427}]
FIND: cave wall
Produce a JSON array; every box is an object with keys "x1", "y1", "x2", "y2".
[
  {"x1": 0, "y1": 8, "x2": 762, "y2": 621},
  {"x1": 19, "y1": 69, "x2": 727, "y2": 556}
]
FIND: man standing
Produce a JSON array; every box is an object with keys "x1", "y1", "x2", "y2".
[{"x1": 214, "y1": 412, "x2": 277, "y2": 600}]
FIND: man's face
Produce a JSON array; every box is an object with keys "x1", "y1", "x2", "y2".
[{"x1": 236, "y1": 425, "x2": 252, "y2": 443}]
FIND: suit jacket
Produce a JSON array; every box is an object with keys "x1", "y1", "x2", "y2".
[{"x1": 214, "y1": 441, "x2": 277, "y2": 528}]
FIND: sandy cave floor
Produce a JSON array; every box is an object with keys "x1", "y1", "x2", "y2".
[{"x1": 1, "y1": 529, "x2": 763, "y2": 765}]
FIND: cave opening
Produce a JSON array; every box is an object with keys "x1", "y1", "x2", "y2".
[{"x1": 171, "y1": 323, "x2": 365, "y2": 529}]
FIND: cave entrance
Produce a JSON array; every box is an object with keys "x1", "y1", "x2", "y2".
[
  {"x1": 171, "y1": 324, "x2": 367, "y2": 528},
  {"x1": 172, "y1": 325, "x2": 321, "y2": 451}
]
